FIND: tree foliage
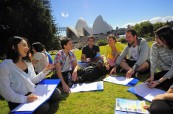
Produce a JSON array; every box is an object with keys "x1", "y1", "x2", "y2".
[
  {"x1": 132, "y1": 21, "x2": 173, "y2": 40},
  {"x1": 153, "y1": 22, "x2": 166, "y2": 31},
  {"x1": 133, "y1": 21, "x2": 154, "y2": 38},
  {"x1": 0, "y1": 0, "x2": 59, "y2": 56}
]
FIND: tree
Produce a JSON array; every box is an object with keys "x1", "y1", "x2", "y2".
[
  {"x1": 0, "y1": 0, "x2": 59, "y2": 56},
  {"x1": 133, "y1": 21, "x2": 154, "y2": 38},
  {"x1": 153, "y1": 22, "x2": 166, "y2": 31}
]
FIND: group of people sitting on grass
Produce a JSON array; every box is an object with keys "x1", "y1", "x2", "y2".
[{"x1": 0, "y1": 26, "x2": 173, "y2": 114}]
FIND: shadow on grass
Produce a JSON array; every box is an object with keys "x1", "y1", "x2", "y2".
[{"x1": 0, "y1": 95, "x2": 4, "y2": 100}]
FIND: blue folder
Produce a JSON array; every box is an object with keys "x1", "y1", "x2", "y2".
[
  {"x1": 127, "y1": 87, "x2": 151, "y2": 102},
  {"x1": 115, "y1": 110, "x2": 136, "y2": 114},
  {"x1": 11, "y1": 79, "x2": 60, "y2": 114},
  {"x1": 104, "y1": 76, "x2": 139, "y2": 87},
  {"x1": 126, "y1": 78, "x2": 139, "y2": 86}
]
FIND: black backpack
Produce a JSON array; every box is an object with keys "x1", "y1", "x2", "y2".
[{"x1": 77, "y1": 63, "x2": 108, "y2": 83}]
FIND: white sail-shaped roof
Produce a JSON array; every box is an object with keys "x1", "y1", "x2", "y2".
[{"x1": 92, "y1": 15, "x2": 113, "y2": 34}]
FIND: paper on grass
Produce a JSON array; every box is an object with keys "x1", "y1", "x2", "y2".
[
  {"x1": 70, "y1": 81, "x2": 103, "y2": 93},
  {"x1": 134, "y1": 83, "x2": 166, "y2": 101},
  {"x1": 103, "y1": 76, "x2": 133, "y2": 85}
]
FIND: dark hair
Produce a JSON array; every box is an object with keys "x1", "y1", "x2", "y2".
[
  {"x1": 32, "y1": 42, "x2": 44, "y2": 52},
  {"x1": 60, "y1": 37, "x2": 71, "y2": 49},
  {"x1": 6, "y1": 36, "x2": 31, "y2": 63},
  {"x1": 155, "y1": 26, "x2": 173, "y2": 49},
  {"x1": 126, "y1": 29, "x2": 137, "y2": 37},
  {"x1": 107, "y1": 34, "x2": 117, "y2": 42},
  {"x1": 87, "y1": 36, "x2": 95, "y2": 41}
]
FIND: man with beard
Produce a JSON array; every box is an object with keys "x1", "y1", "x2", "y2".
[{"x1": 110, "y1": 29, "x2": 150, "y2": 78}]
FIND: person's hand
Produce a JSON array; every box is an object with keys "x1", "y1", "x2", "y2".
[
  {"x1": 145, "y1": 76, "x2": 154, "y2": 83},
  {"x1": 62, "y1": 83, "x2": 70, "y2": 93},
  {"x1": 143, "y1": 105, "x2": 149, "y2": 110},
  {"x1": 152, "y1": 94, "x2": 165, "y2": 101},
  {"x1": 72, "y1": 70, "x2": 78, "y2": 81},
  {"x1": 147, "y1": 80, "x2": 159, "y2": 88},
  {"x1": 27, "y1": 94, "x2": 38, "y2": 102},
  {"x1": 126, "y1": 69, "x2": 134, "y2": 78},
  {"x1": 86, "y1": 58, "x2": 91, "y2": 62},
  {"x1": 110, "y1": 67, "x2": 117, "y2": 76},
  {"x1": 43, "y1": 64, "x2": 54, "y2": 73}
]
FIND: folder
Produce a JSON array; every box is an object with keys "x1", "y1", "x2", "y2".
[
  {"x1": 103, "y1": 76, "x2": 139, "y2": 86},
  {"x1": 128, "y1": 83, "x2": 166, "y2": 102},
  {"x1": 11, "y1": 79, "x2": 60, "y2": 114},
  {"x1": 70, "y1": 81, "x2": 103, "y2": 93}
]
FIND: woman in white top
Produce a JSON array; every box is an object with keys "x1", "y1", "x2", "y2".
[
  {"x1": 0, "y1": 36, "x2": 61, "y2": 114},
  {"x1": 32, "y1": 42, "x2": 49, "y2": 73}
]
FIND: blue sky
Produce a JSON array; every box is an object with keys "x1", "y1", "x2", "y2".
[{"x1": 50, "y1": 0, "x2": 173, "y2": 34}]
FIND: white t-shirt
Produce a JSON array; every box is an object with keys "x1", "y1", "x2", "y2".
[
  {"x1": 61, "y1": 55, "x2": 72, "y2": 72},
  {"x1": 33, "y1": 52, "x2": 49, "y2": 73},
  {"x1": 129, "y1": 46, "x2": 138, "y2": 61}
]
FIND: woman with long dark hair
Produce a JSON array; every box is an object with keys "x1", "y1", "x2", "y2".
[{"x1": 0, "y1": 36, "x2": 61, "y2": 114}]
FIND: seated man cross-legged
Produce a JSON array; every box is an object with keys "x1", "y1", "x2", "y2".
[
  {"x1": 51, "y1": 37, "x2": 79, "y2": 93},
  {"x1": 110, "y1": 29, "x2": 150, "y2": 78},
  {"x1": 80, "y1": 36, "x2": 102, "y2": 67}
]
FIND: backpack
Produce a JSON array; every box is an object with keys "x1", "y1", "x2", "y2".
[{"x1": 77, "y1": 63, "x2": 108, "y2": 83}]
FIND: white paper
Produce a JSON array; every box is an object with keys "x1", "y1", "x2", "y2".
[
  {"x1": 103, "y1": 76, "x2": 133, "y2": 85},
  {"x1": 70, "y1": 81, "x2": 103, "y2": 93},
  {"x1": 12, "y1": 84, "x2": 57, "y2": 112},
  {"x1": 134, "y1": 83, "x2": 166, "y2": 101}
]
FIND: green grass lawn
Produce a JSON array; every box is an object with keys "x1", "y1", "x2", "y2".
[{"x1": 0, "y1": 44, "x2": 151, "y2": 114}]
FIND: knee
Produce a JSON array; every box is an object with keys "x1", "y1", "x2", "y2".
[
  {"x1": 34, "y1": 102, "x2": 49, "y2": 114},
  {"x1": 149, "y1": 100, "x2": 172, "y2": 114},
  {"x1": 49, "y1": 89, "x2": 61, "y2": 102}
]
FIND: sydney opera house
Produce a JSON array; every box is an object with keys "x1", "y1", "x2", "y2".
[{"x1": 66, "y1": 15, "x2": 120, "y2": 40}]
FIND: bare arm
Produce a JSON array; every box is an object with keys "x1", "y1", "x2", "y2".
[
  {"x1": 72, "y1": 61, "x2": 79, "y2": 81},
  {"x1": 81, "y1": 54, "x2": 87, "y2": 61},
  {"x1": 153, "y1": 88, "x2": 173, "y2": 101}
]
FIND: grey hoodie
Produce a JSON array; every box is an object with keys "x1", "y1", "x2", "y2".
[{"x1": 115, "y1": 38, "x2": 150, "y2": 71}]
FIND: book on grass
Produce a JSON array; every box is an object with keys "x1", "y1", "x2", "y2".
[
  {"x1": 128, "y1": 83, "x2": 166, "y2": 102},
  {"x1": 70, "y1": 81, "x2": 103, "y2": 93},
  {"x1": 103, "y1": 76, "x2": 139, "y2": 86},
  {"x1": 11, "y1": 79, "x2": 60, "y2": 114},
  {"x1": 115, "y1": 98, "x2": 149, "y2": 114}
]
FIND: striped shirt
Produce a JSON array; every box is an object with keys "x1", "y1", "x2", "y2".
[{"x1": 150, "y1": 42, "x2": 173, "y2": 79}]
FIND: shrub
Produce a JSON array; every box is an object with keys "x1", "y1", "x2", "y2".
[
  {"x1": 96, "y1": 39, "x2": 107, "y2": 46},
  {"x1": 117, "y1": 38, "x2": 127, "y2": 43}
]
